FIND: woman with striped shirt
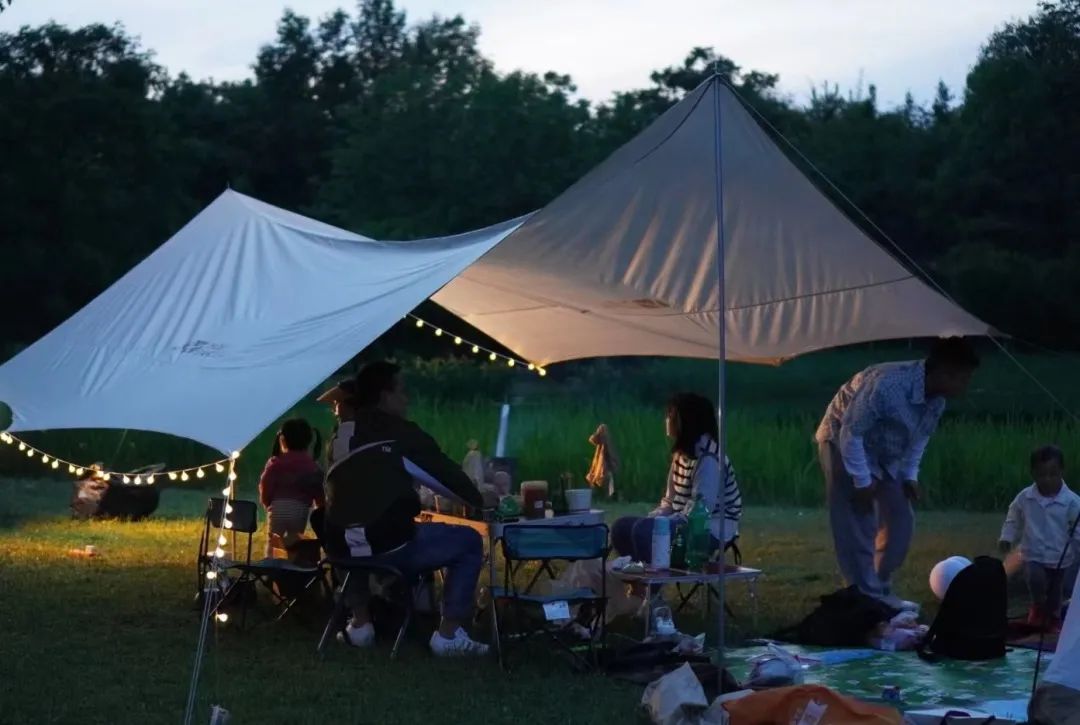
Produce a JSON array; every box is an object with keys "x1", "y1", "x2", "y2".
[{"x1": 611, "y1": 393, "x2": 742, "y2": 563}]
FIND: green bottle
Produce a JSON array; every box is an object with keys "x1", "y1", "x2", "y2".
[
  {"x1": 670, "y1": 522, "x2": 687, "y2": 569},
  {"x1": 685, "y1": 497, "x2": 710, "y2": 571}
]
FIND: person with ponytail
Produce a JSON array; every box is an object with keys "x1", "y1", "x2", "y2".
[{"x1": 258, "y1": 418, "x2": 325, "y2": 556}]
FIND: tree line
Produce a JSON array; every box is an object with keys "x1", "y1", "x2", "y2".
[{"x1": 1, "y1": 0, "x2": 1078, "y2": 355}]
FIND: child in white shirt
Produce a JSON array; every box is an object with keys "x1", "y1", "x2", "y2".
[{"x1": 999, "y1": 445, "x2": 1080, "y2": 630}]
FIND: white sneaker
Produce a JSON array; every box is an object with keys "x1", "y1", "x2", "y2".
[
  {"x1": 429, "y1": 627, "x2": 490, "y2": 657},
  {"x1": 338, "y1": 622, "x2": 375, "y2": 648},
  {"x1": 880, "y1": 594, "x2": 920, "y2": 614}
]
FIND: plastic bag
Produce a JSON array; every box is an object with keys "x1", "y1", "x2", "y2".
[
  {"x1": 642, "y1": 663, "x2": 729, "y2": 725},
  {"x1": 745, "y1": 644, "x2": 805, "y2": 689}
]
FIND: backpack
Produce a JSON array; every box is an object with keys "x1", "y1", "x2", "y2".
[
  {"x1": 918, "y1": 556, "x2": 1007, "y2": 661},
  {"x1": 776, "y1": 587, "x2": 899, "y2": 647}
]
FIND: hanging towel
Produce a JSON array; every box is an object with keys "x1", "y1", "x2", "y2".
[{"x1": 586, "y1": 423, "x2": 619, "y2": 497}]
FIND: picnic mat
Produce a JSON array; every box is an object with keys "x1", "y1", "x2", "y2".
[{"x1": 725, "y1": 645, "x2": 1047, "y2": 709}]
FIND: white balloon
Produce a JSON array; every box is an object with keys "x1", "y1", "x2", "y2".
[{"x1": 929, "y1": 556, "x2": 972, "y2": 600}]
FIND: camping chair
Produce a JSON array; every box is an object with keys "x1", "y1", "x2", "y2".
[
  {"x1": 196, "y1": 497, "x2": 326, "y2": 628},
  {"x1": 492, "y1": 524, "x2": 610, "y2": 671},
  {"x1": 316, "y1": 554, "x2": 437, "y2": 660}
]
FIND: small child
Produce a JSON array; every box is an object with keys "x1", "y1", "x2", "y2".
[
  {"x1": 999, "y1": 445, "x2": 1080, "y2": 630},
  {"x1": 258, "y1": 418, "x2": 324, "y2": 557}
]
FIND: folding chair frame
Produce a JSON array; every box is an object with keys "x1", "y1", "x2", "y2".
[
  {"x1": 316, "y1": 557, "x2": 438, "y2": 660},
  {"x1": 493, "y1": 524, "x2": 610, "y2": 672}
]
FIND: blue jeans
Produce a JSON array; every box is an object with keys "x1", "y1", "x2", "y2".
[
  {"x1": 345, "y1": 523, "x2": 482, "y2": 621},
  {"x1": 612, "y1": 515, "x2": 720, "y2": 563}
]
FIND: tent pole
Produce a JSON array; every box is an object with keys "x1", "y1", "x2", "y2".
[{"x1": 711, "y1": 75, "x2": 728, "y2": 674}]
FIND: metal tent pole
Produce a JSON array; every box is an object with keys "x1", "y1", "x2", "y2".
[{"x1": 710, "y1": 74, "x2": 728, "y2": 677}]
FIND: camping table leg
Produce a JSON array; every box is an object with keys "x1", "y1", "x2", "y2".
[{"x1": 488, "y1": 525, "x2": 501, "y2": 665}]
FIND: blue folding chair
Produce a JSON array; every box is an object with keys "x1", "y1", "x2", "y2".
[{"x1": 492, "y1": 524, "x2": 609, "y2": 670}]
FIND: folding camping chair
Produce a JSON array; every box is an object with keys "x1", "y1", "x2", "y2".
[
  {"x1": 196, "y1": 497, "x2": 326, "y2": 628},
  {"x1": 492, "y1": 524, "x2": 610, "y2": 671},
  {"x1": 316, "y1": 554, "x2": 437, "y2": 660}
]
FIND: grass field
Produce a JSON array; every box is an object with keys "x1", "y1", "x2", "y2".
[
  {"x1": 2, "y1": 347, "x2": 1079, "y2": 510},
  {"x1": 0, "y1": 478, "x2": 1013, "y2": 725}
]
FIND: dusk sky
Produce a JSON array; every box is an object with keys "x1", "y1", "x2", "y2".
[{"x1": 1, "y1": 0, "x2": 1042, "y2": 107}]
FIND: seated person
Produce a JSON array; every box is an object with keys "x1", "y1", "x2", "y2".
[
  {"x1": 999, "y1": 444, "x2": 1080, "y2": 631},
  {"x1": 612, "y1": 392, "x2": 742, "y2": 563},
  {"x1": 324, "y1": 360, "x2": 491, "y2": 657},
  {"x1": 318, "y1": 377, "x2": 359, "y2": 466},
  {"x1": 258, "y1": 418, "x2": 324, "y2": 557}
]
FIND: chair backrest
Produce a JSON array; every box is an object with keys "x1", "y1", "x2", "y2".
[
  {"x1": 206, "y1": 497, "x2": 258, "y2": 534},
  {"x1": 500, "y1": 524, "x2": 609, "y2": 563}
]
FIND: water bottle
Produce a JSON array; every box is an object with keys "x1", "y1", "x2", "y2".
[
  {"x1": 651, "y1": 516, "x2": 671, "y2": 570},
  {"x1": 685, "y1": 497, "x2": 710, "y2": 570}
]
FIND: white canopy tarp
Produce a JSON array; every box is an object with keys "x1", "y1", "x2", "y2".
[
  {"x1": 0, "y1": 191, "x2": 522, "y2": 453},
  {"x1": 433, "y1": 78, "x2": 990, "y2": 365}
]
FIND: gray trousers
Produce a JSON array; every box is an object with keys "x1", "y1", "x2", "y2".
[
  {"x1": 1026, "y1": 560, "x2": 1079, "y2": 618},
  {"x1": 819, "y1": 441, "x2": 914, "y2": 599}
]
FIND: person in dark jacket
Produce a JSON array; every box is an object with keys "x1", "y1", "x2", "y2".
[{"x1": 324, "y1": 360, "x2": 490, "y2": 657}]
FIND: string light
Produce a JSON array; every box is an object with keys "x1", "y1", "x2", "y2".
[
  {"x1": 216, "y1": 613, "x2": 229, "y2": 623},
  {"x1": 0, "y1": 432, "x2": 239, "y2": 487},
  {"x1": 405, "y1": 313, "x2": 546, "y2": 376}
]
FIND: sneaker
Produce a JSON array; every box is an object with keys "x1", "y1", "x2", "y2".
[
  {"x1": 338, "y1": 622, "x2": 375, "y2": 648},
  {"x1": 880, "y1": 594, "x2": 920, "y2": 614},
  {"x1": 429, "y1": 627, "x2": 490, "y2": 657}
]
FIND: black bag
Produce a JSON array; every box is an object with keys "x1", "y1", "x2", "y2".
[
  {"x1": 776, "y1": 586, "x2": 899, "y2": 647},
  {"x1": 918, "y1": 556, "x2": 1007, "y2": 661}
]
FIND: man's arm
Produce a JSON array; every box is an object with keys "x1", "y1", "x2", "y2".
[
  {"x1": 837, "y1": 383, "x2": 884, "y2": 489},
  {"x1": 402, "y1": 424, "x2": 483, "y2": 508}
]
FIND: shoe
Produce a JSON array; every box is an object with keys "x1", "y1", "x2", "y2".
[
  {"x1": 1027, "y1": 604, "x2": 1048, "y2": 630},
  {"x1": 338, "y1": 622, "x2": 375, "y2": 648},
  {"x1": 880, "y1": 594, "x2": 920, "y2": 613},
  {"x1": 429, "y1": 627, "x2": 490, "y2": 657}
]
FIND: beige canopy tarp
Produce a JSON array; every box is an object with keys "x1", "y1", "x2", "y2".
[{"x1": 433, "y1": 77, "x2": 990, "y2": 366}]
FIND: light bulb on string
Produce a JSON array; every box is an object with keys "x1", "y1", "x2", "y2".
[
  {"x1": 147, "y1": 476, "x2": 155, "y2": 484},
  {"x1": 528, "y1": 364, "x2": 535, "y2": 371},
  {"x1": 26, "y1": 449, "x2": 34, "y2": 458},
  {"x1": 228, "y1": 471, "x2": 237, "y2": 482},
  {"x1": 41, "y1": 454, "x2": 49, "y2": 463},
  {"x1": 471, "y1": 345, "x2": 480, "y2": 354},
  {"x1": 134, "y1": 476, "x2": 142, "y2": 485},
  {"x1": 215, "y1": 463, "x2": 225, "y2": 474},
  {"x1": 415, "y1": 319, "x2": 424, "y2": 328},
  {"x1": 223, "y1": 519, "x2": 233, "y2": 530},
  {"x1": 18, "y1": 442, "x2": 26, "y2": 451},
  {"x1": 434, "y1": 328, "x2": 443, "y2": 337},
  {"x1": 122, "y1": 475, "x2": 131, "y2": 484},
  {"x1": 50, "y1": 460, "x2": 59, "y2": 470},
  {"x1": 196, "y1": 468, "x2": 205, "y2": 479},
  {"x1": 507, "y1": 359, "x2": 515, "y2": 368},
  {"x1": 75, "y1": 468, "x2": 84, "y2": 477},
  {"x1": 230, "y1": 451, "x2": 240, "y2": 461},
  {"x1": 206, "y1": 571, "x2": 217, "y2": 581},
  {"x1": 168, "y1": 472, "x2": 178, "y2": 481},
  {"x1": 216, "y1": 613, "x2": 229, "y2": 623},
  {"x1": 224, "y1": 504, "x2": 233, "y2": 515},
  {"x1": 180, "y1": 472, "x2": 190, "y2": 482},
  {"x1": 214, "y1": 547, "x2": 226, "y2": 558},
  {"x1": 454, "y1": 337, "x2": 462, "y2": 345},
  {"x1": 218, "y1": 535, "x2": 227, "y2": 546},
  {"x1": 221, "y1": 486, "x2": 231, "y2": 496},
  {"x1": 488, "y1": 352, "x2": 497, "y2": 362},
  {"x1": 538, "y1": 368, "x2": 547, "y2": 377},
  {"x1": 68, "y1": 464, "x2": 75, "y2": 474}
]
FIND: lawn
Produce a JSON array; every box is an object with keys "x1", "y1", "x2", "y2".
[{"x1": 0, "y1": 478, "x2": 1008, "y2": 725}]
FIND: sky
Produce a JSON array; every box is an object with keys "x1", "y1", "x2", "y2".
[{"x1": 1, "y1": 0, "x2": 1043, "y2": 107}]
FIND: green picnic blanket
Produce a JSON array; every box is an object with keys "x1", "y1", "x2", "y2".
[{"x1": 725, "y1": 645, "x2": 1045, "y2": 709}]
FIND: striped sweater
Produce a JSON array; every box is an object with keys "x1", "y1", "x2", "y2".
[{"x1": 651, "y1": 435, "x2": 742, "y2": 543}]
